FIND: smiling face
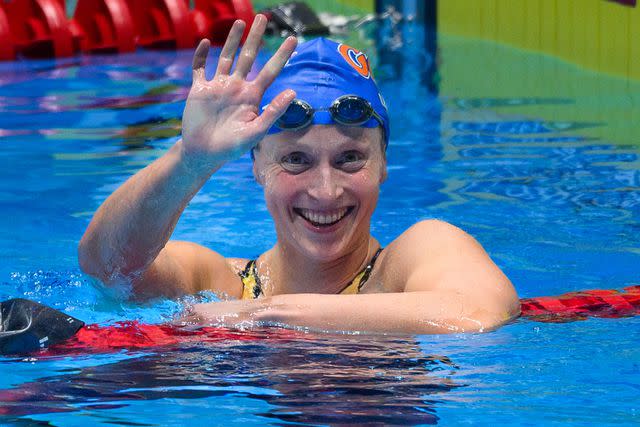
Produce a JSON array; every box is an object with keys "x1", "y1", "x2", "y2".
[{"x1": 253, "y1": 125, "x2": 386, "y2": 262}]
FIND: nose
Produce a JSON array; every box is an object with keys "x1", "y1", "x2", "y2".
[{"x1": 307, "y1": 164, "x2": 344, "y2": 201}]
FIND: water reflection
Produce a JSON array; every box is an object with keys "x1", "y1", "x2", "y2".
[
  {"x1": 0, "y1": 85, "x2": 188, "y2": 115},
  {"x1": 451, "y1": 97, "x2": 574, "y2": 109},
  {"x1": 118, "y1": 116, "x2": 182, "y2": 150},
  {"x1": 451, "y1": 120, "x2": 602, "y2": 134},
  {"x1": 0, "y1": 334, "x2": 460, "y2": 424},
  {"x1": 440, "y1": 111, "x2": 640, "y2": 212}
]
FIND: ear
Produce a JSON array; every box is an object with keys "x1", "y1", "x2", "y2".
[{"x1": 379, "y1": 160, "x2": 388, "y2": 184}]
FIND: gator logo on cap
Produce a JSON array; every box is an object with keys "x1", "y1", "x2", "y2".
[{"x1": 337, "y1": 44, "x2": 370, "y2": 79}]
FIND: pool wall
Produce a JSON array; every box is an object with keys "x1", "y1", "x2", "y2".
[
  {"x1": 254, "y1": 0, "x2": 374, "y2": 15},
  {"x1": 439, "y1": 0, "x2": 640, "y2": 80},
  {"x1": 437, "y1": 0, "x2": 640, "y2": 148},
  {"x1": 439, "y1": 32, "x2": 640, "y2": 147}
]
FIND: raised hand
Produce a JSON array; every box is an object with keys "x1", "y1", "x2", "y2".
[{"x1": 181, "y1": 15, "x2": 297, "y2": 170}]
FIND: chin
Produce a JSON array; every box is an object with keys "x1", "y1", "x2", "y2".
[
  {"x1": 293, "y1": 228, "x2": 367, "y2": 263},
  {"x1": 302, "y1": 242, "x2": 349, "y2": 262}
]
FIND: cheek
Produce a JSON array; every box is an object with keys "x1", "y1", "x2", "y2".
[
  {"x1": 263, "y1": 172, "x2": 304, "y2": 208},
  {"x1": 349, "y1": 170, "x2": 381, "y2": 208},
  {"x1": 354, "y1": 167, "x2": 382, "y2": 191}
]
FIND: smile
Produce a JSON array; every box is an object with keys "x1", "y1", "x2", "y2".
[{"x1": 294, "y1": 207, "x2": 354, "y2": 227}]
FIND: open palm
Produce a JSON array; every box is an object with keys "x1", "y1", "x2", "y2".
[{"x1": 181, "y1": 15, "x2": 297, "y2": 168}]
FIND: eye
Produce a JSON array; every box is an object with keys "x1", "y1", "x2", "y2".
[
  {"x1": 336, "y1": 150, "x2": 366, "y2": 171},
  {"x1": 280, "y1": 151, "x2": 311, "y2": 172}
]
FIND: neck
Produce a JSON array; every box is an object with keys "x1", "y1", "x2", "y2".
[{"x1": 263, "y1": 236, "x2": 380, "y2": 296}]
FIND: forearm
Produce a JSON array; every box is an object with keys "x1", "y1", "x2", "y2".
[
  {"x1": 192, "y1": 291, "x2": 519, "y2": 334},
  {"x1": 78, "y1": 139, "x2": 218, "y2": 284}
]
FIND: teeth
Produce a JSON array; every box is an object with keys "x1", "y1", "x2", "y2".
[{"x1": 298, "y1": 208, "x2": 348, "y2": 225}]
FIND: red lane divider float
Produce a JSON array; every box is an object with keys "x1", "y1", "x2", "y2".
[
  {"x1": 0, "y1": 0, "x2": 255, "y2": 61},
  {"x1": 195, "y1": 0, "x2": 255, "y2": 45},
  {"x1": 520, "y1": 285, "x2": 640, "y2": 322},
  {"x1": 47, "y1": 285, "x2": 640, "y2": 354},
  {"x1": 47, "y1": 321, "x2": 304, "y2": 355},
  {"x1": 3, "y1": 285, "x2": 636, "y2": 357},
  {"x1": 72, "y1": 0, "x2": 136, "y2": 54},
  {"x1": 0, "y1": 6, "x2": 15, "y2": 60},
  {"x1": 130, "y1": 0, "x2": 194, "y2": 50},
  {"x1": 1, "y1": 0, "x2": 74, "y2": 59}
]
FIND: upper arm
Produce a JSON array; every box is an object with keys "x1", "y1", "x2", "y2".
[
  {"x1": 388, "y1": 220, "x2": 520, "y2": 322},
  {"x1": 130, "y1": 240, "x2": 243, "y2": 301}
]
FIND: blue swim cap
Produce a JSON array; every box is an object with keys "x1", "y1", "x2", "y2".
[{"x1": 260, "y1": 37, "x2": 390, "y2": 147}]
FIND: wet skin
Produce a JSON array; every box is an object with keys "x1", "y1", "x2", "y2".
[
  {"x1": 78, "y1": 15, "x2": 520, "y2": 334},
  {"x1": 255, "y1": 126, "x2": 386, "y2": 260}
]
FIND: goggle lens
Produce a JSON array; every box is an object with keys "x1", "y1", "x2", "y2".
[
  {"x1": 330, "y1": 96, "x2": 372, "y2": 125},
  {"x1": 275, "y1": 96, "x2": 377, "y2": 131},
  {"x1": 276, "y1": 101, "x2": 312, "y2": 129}
]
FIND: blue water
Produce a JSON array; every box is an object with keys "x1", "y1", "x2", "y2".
[{"x1": 1, "y1": 29, "x2": 639, "y2": 425}]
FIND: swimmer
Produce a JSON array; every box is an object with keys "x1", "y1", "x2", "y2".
[{"x1": 77, "y1": 15, "x2": 520, "y2": 334}]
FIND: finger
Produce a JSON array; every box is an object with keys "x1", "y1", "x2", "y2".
[
  {"x1": 233, "y1": 14, "x2": 268, "y2": 78},
  {"x1": 215, "y1": 20, "x2": 246, "y2": 77},
  {"x1": 192, "y1": 39, "x2": 211, "y2": 82},
  {"x1": 254, "y1": 89, "x2": 296, "y2": 134},
  {"x1": 253, "y1": 36, "x2": 297, "y2": 91}
]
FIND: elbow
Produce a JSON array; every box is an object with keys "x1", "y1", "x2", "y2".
[
  {"x1": 415, "y1": 296, "x2": 521, "y2": 335},
  {"x1": 467, "y1": 280, "x2": 521, "y2": 332},
  {"x1": 78, "y1": 231, "x2": 93, "y2": 273},
  {"x1": 459, "y1": 301, "x2": 521, "y2": 333},
  {"x1": 410, "y1": 288, "x2": 521, "y2": 334},
  {"x1": 422, "y1": 313, "x2": 513, "y2": 334},
  {"x1": 77, "y1": 236, "x2": 104, "y2": 282},
  {"x1": 77, "y1": 233, "x2": 118, "y2": 286}
]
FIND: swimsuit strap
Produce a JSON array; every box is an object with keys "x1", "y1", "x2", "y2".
[
  {"x1": 239, "y1": 248, "x2": 384, "y2": 300},
  {"x1": 338, "y1": 247, "x2": 384, "y2": 295},
  {"x1": 240, "y1": 260, "x2": 264, "y2": 300}
]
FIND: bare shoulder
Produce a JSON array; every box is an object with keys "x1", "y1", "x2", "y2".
[
  {"x1": 391, "y1": 219, "x2": 473, "y2": 252},
  {"x1": 381, "y1": 220, "x2": 478, "y2": 277},
  {"x1": 380, "y1": 219, "x2": 520, "y2": 317},
  {"x1": 134, "y1": 241, "x2": 244, "y2": 300}
]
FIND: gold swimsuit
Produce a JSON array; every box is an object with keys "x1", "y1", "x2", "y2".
[{"x1": 239, "y1": 248, "x2": 383, "y2": 300}]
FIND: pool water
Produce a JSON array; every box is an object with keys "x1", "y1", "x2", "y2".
[{"x1": 1, "y1": 25, "x2": 639, "y2": 425}]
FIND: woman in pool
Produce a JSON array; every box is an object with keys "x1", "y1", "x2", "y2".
[{"x1": 78, "y1": 15, "x2": 520, "y2": 334}]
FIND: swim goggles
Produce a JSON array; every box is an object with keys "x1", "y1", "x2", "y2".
[{"x1": 275, "y1": 95, "x2": 384, "y2": 131}]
